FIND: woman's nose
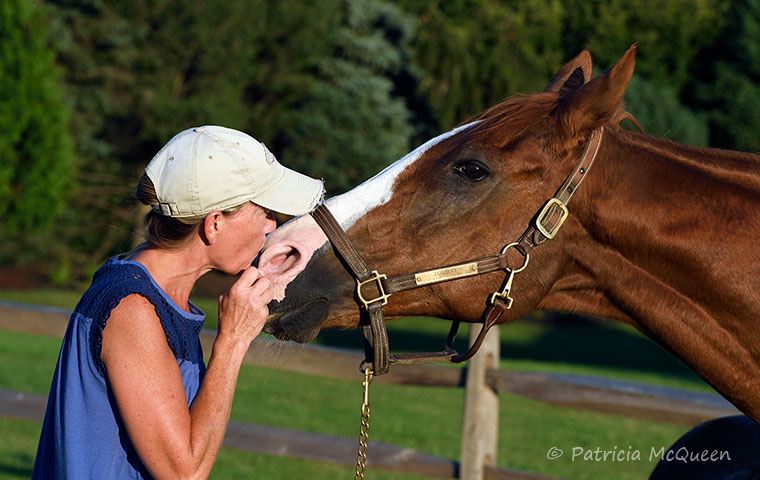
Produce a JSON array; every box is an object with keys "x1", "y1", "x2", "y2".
[{"x1": 264, "y1": 217, "x2": 277, "y2": 234}]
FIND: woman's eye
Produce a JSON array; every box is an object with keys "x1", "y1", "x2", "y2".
[{"x1": 455, "y1": 161, "x2": 489, "y2": 182}]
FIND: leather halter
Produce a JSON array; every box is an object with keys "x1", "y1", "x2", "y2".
[{"x1": 310, "y1": 128, "x2": 604, "y2": 375}]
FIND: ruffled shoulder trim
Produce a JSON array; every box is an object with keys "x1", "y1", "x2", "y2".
[{"x1": 83, "y1": 259, "x2": 204, "y2": 377}]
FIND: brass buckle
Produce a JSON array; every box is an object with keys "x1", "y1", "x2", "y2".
[
  {"x1": 536, "y1": 198, "x2": 568, "y2": 239},
  {"x1": 356, "y1": 271, "x2": 390, "y2": 309}
]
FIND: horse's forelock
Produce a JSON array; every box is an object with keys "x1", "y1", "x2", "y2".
[{"x1": 463, "y1": 93, "x2": 560, "y2": 148}]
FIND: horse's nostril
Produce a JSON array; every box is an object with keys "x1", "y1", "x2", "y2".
[
  {"x1": 269, "y1": 252, "x2": 289, "y2": 266},
  {"x1": 281, "y1": 248, "x2": 301, "y2": 271},
  {"x1": 260, "y1": 247, "x2": 301, "y2": 276}
]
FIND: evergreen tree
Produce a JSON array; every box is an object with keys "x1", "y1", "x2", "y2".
[
  {"x1": 393, "y1": 0, "x2": 565, "y2": 131},
  {"x1": 624, "y1": 76, "x2": 709, "y2": 147},
  {"x1": 44, "y1": 0, "x2": 265, "y2": 269},
  {"x1": 266, "y1": 0, "x2": 416, "y2": 194},
  {"x1": 560, "y1": 0, "x2": 727, "y2": 91},
  {"x1": 35, "y1": 0, "x2": 416, "y2": 276},
  {"x1": 20, "y1": 0, "x2": 748, "y2": 281},
  {"x1": 392, "y1": 0, "x2": 726, "y2": 145},
  {"x1": 686, "y1": 0, "x2": 760, "y2": 152},
  {"x1": 0, "y1": 0, "x2": 74, "y2": 236}
]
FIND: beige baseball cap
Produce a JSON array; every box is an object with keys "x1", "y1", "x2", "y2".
[{"x1": 145, "y1": 126, "x2": 324, "y2": 218}]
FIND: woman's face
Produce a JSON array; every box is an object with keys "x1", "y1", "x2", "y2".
[{"x1": 213, "y1": 202, "x2": 277, "y2": 274}]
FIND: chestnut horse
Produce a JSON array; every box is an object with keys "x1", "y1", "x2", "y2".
[{"x1": 259, "y1": 46, "x2": 760, "y2": 475}]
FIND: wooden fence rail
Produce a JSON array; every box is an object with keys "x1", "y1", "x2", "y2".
[{"x1": 0, "y1": 301, "x2": 740, "y2": 479}]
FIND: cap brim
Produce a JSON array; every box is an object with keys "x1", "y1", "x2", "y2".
[{"x1": 252, "y1": 168, "x2": 324, "y2": 216}]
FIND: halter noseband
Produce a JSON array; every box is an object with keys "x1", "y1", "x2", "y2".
[{"x1": 310, "y1": 128, "x2": 604, "y2": 375}]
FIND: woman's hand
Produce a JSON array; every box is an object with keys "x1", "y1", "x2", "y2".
[{"x1": 217, "y1": 266, "x2": 273, "y2": 348}]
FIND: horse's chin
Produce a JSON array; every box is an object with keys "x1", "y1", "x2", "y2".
[{"x1": 264, "y1": 297, "x2": 329, "y2": 343}]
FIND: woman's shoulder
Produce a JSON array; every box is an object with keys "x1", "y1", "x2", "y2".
[
  {"x1": 101, "y1": 293, "x2": 164, "y2": 359},
  {"x1": 100, "y1": 294, "x2": 163, "y2": 350},
  {"x1": 110, "y1": 292, "x2": 157, "y2": 313}
]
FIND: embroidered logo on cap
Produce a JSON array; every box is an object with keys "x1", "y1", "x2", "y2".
[{"x1": 262, "y1": 144, "x2": 277, "y2": 165}]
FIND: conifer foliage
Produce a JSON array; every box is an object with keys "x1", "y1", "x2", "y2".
[
  {"x1": 2, "y1": 0, "x2": 759, "y2": 280},
  {"x1": 0, "y1": 0, "x2": 74, "y2": 235}
]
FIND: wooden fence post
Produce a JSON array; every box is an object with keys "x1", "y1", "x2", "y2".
[{"x1": 459, "y1": 323, "x2": 500, "y2": 480}]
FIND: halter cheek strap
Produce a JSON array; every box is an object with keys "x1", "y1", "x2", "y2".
[
  {"x1": 310, "y1": 128, "x2": 604, "y2": 375},
  {"x1": 516, "y1": 128, "x2": 604, "y2": 255},
  {"x1": 311, "y1": 206, "x2": 394, "y2": 373}
]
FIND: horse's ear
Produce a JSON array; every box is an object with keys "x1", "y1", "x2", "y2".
[
  {"x1": 543, "y1": 50, "x2": 593, "y2": 95},
  {"x1": 555, "y1": 44, "x2": 636, "y2": 138}
]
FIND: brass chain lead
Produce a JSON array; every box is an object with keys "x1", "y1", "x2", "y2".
[{"x1": 354, "y1": 367, "x2": 373, "y2": 480}]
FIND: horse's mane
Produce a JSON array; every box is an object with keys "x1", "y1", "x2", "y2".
[
  {"x1": 457, "y1": 91, "x2": 760, "y2": 187},
  {"x1": 458, "y1": 93, "x2": 560, "y2": 148}
]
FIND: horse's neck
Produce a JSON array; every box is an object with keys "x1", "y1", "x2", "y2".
[{"x1": 561, "y1": 130, "x2": 760, "y2": 420}]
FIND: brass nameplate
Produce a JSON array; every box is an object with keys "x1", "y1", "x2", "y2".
[{"x1": 414, "y1": 263, "x2": 479, "y2": 286}]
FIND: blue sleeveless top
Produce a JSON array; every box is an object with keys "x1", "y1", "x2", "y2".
[{"x1": 33, "y1": 256, "x2": 206, "y2": 479}]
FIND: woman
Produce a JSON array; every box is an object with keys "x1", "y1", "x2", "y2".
[{"x1": 32, "y1": 126, "x2": 324, "y2": 479}]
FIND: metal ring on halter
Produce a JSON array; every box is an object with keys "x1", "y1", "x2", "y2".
[
  {"x1": 359, "y1": 359, "x2": 371, "y2": 373},
  {"x1": 500, "y1": 242, "x2": 530, "y2": 273}
]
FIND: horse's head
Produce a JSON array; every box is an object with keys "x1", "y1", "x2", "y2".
[{"x1": 259, "y1": 46, "x2": 636, "y2": 343}]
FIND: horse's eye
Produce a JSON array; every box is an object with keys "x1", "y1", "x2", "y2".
[{"x1": 454, "y1": 161, "x2": 489, "y2": 182}]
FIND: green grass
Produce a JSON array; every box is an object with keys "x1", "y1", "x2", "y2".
[
  {"x1": 213, "y1": 448, "x2": 436, "y2": 480},
  {"x1": 0, "y1": 288, "x2": 709, "y2": 479},
  {"x1": 0, "y1": 417, "x2": 39, "y2": 480},
  {"x1": 0, "y1": 415, "x2": 433, "y2": 480}
]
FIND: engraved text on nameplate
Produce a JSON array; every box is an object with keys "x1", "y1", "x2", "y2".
[{"x1": 414, "y1": 263, "x2": 479, "y2": 286}]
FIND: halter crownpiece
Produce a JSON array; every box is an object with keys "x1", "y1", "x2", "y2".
[{"x1": 311, "y1": 128, "x2": 604, "y2": 375}]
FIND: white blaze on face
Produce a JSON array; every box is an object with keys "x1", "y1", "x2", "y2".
[
  {"x1": 325, "y1": 122, "x2": 478, "y2": 229},
  {"x1": 260, "y1": 122, "x2": 478, "y2": 301}
]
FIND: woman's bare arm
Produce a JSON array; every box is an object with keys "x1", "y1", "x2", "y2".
[{"x1": 102, "y1": 267, "x2": 271, "y2": 480}]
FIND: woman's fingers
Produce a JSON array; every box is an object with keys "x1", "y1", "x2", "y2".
[
  {"x1": 236, "y1": 265, "x2": 261, "y2": 288},
  {"x1": 217, "y1": 266, "x2": 273, "y2": 343}
]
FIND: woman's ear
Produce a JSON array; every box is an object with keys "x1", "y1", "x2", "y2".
[{"x1": 201, "y1": 211, "x2": 224, "y2": 245}]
